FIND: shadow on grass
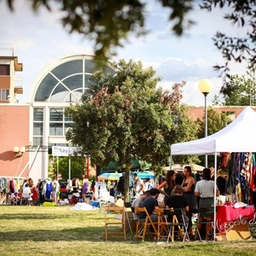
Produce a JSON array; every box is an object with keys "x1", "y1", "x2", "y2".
[
  {"x1": 0, "y1": 227, "x2": 138, "y2": 243},
  {"x1": 0, "y1": 212, "x2": 104, "y2": 221}
]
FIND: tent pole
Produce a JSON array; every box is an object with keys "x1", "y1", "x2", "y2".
[
  {"x1": 214, "y1": 152, "x2": 217, "y2": 241},
  {"x1": 170, "y1": 146, "x2": 172, "y2": 170}
]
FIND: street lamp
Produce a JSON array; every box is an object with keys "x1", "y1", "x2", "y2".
[{"x1": 198, "y1": 79, "x2": 213, "y2": 167}]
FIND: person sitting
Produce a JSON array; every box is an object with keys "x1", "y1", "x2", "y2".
[
  {"x1": 165, "y1": 185, "x2": 189, "y2": 222},
  {"x1": 132, "y1": 190, "x2": 150, "y2": 221},
  {"x1": 139, "y1": 188, "x2": 160, "y2": 222}
]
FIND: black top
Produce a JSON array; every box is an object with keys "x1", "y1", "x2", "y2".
[{"x1": 165, "y1": 195, "x2": 188, "y2": 209}]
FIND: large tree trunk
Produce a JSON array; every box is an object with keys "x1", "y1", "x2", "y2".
[{"x1": 124, "y1": 167, "x2": 130, "y2": 202}]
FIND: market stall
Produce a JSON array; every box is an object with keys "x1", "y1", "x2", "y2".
[{"x1": 170, "y1": 106, "x2": 256, "y2": 240}]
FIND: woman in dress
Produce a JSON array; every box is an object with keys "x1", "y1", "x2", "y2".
[
  {"x1": 181, "y1": 165, "x2": 196, "y2": 238},
  {"x1": 81, "y1": 174, "x2": 88, "y2": 202}
]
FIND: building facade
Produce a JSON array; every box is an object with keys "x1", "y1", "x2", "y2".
[
  {"x1": 0, "y1": 52, "x2": 115, "y2": 183},
  {"x1": 0, "y1": 49, "x2": 255, "y2": 184}
]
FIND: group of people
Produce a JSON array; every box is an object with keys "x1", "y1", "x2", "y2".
[
  {"x1": 132, "y1": 166, "x2": 219, "y2": 241},
  {"x1": 66, "y1": 174, "x2": 90, "y2": 202}
]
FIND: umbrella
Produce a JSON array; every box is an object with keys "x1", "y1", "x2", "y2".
[
  {"x1": 136, "y1": 171, "x2": 155, "y2": 179},
  {"x1": 98, "y1": 172, "x2": 122, "y2": 180}
]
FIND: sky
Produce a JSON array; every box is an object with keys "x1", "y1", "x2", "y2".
[{"x1": 0, "y1": 0, "x2": 248, "y2": 106}]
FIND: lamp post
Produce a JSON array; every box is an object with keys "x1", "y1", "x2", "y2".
[{"x1": 198, "y1": 79, "x2": 213, "y2": 168}]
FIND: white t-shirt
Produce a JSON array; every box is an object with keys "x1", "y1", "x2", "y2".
[
  {"x1": 134, "y1": 178, "x2": 143, "y2": 195},
  {"x1": 194, "y1": 179, "x2": 215, "y2": 198},
  {"x1": 131, "y1": 197, "x2": 143, "y2": 220}
]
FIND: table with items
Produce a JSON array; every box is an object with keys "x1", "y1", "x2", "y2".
[{"x1": 216, "y1": 203, "x2": 255, "y2": 240}]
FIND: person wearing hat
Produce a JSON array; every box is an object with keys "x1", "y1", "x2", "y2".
[
  {"x1": 139, "y1": 188, "x2": 160, "y2": 222},
  {"x1": 132, "y1": 190, "x2": 150, "y2": 221}
]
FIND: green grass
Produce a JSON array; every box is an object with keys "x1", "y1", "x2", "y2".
[{"x1": 0, "y1": 205, "x2": 255, "y2": 256}]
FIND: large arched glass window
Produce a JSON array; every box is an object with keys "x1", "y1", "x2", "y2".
[
  {"x1": 34, "y1": 56, "x2": 115, "y2": 102},
  {"x1": 32, "y1": 55, "x2": 116, "y2": 145}
]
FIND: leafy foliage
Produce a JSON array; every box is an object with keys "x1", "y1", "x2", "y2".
[
  {"x1": 6, "y1": 0, "x2": 255, "y2": 82},
  {"x1": 65, "y1": 59, "x2": 198, "y2": 199},
  {"x1": 200, "y1": 0, "x2": 256, "y2": 84},
  {"x1": 221, "y1": 73, "x2": 256, "y2": 106},
  {"x1": 5, "y1": 0, "x2": 193, "y2": 61},
  {"x1": 197, "y1": 107, "x2": 232, "y2": 138}
]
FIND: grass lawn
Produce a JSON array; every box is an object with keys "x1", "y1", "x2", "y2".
[{"x1": 0, "y1": 205, "x2": 255, "y2": 256}]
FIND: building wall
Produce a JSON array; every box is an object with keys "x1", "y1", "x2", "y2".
[
  {"x1": 187, "y1": 106, "x2": 256, "y2": 121},
  {"x1": 0, "y1": 105, "x2": 29, "y2": 178}
]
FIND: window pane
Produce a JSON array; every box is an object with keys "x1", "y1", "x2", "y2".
[
  {"x1": 50, "y1": 123, "x2": 63, "y2": 136},
  {"x1": 50, "y1": 108, "x2": 63, "y2": 121},
  {"x1": 34, "y1": 108, "x2": 44, "y2": 121},
  {"x1": 51, "y1": 60, "x2": 83, "y2": 80},
  {"x1": 35, "y1": 73, "x2": 58, "y2": 101},
  {"x1": 33, "y1": 137, "x2": 43, "y2": 146},
  {"x1": 33, "y1": 123, "x2": 43, "y2": 135},
  {"x1": 0, "y1": 65, "x2": 10, "y2": 75}
]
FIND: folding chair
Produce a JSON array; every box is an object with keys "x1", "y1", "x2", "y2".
[
  {"x1": 164, "y1": 208, "x2": 189, "y2": 242},
  {"x1": 104, "y1": 206, "x2": 126, "y2": 241},
  {"x1": 195, "y1": 207, "x2": 214, "y2": 241},
  {"x1": 135, "y1": 207, "x2": 158, "y2": 242}
]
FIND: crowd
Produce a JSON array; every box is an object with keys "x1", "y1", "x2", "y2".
[{"x1": 131, "y1": 166, "x2": 220, "y2": 241}]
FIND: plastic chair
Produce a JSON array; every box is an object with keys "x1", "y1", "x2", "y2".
[
  {"x1": 135, "y1": 207, "x2": 158, "y2": 242},
  {"x1": 104, "y1": 206, "x2": 126, "y2": 241},
  {"x1": 164, "y1": 208, "x2": 189, "y2": 242},
  {"x1": 195, "y1": 207, "x2": 215, "y2": 241}
]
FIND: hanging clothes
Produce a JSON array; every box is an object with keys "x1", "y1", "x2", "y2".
[{"x1": 226, "y1": 153, "x2": 236, "y2": 195}]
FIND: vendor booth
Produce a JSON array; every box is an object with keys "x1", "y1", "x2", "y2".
[{"x1": 171, "y1": 106, "x2": 256, "y2": 240}]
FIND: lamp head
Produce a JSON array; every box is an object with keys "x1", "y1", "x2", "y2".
[
  {"x1": 198, "y1": 79, "x2": 213, "y2": 95},
  {"x1": 13, "y1": 146, "x2": 25, "y2": 157}
]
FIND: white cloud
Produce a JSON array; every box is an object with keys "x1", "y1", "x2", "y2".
[{"x1": 0, "y1": 0, "x2": 250, "y2": 106}]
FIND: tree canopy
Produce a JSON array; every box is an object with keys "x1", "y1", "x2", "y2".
[
  {"x1": 65, "y1": 59, "x2": 198, "y2": 200},
  {"x1": 5, "y1": 0, "x2": 256, "y2": 85},
  {"x1": 216, "y1": 73, "x2": 256, "y2": 106}
]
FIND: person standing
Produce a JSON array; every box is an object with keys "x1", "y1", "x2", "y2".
[
  {"x1": 181, "y1": 166, "x2": 196, "y2": 238},
  {"x1": 194, "y1": 168, "x2": 219, "y2": 240},
  {"x1": 133, "y1": 173, "x2": 144, "y2": 198},
  {"x1": 81, "y1": 174, "x2": 89, "y2": 203},
  {"x1": 51, "y1": 176, "x2": 59, "y2": 203},
  {"x1": 158, "y1": 170, "x2": 176, "y2": 203}
]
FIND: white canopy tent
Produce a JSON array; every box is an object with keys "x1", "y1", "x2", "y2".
[
  {"x1": 171, "y1": 106, "x2": 256, "y2": 155},
  {"x1": 170, "y1": 106, "x2": 256, "y2": 240}
]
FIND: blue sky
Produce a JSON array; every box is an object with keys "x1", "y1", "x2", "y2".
[{"x1": 0, "y1": 0, "x2": 248, "y2": 106}]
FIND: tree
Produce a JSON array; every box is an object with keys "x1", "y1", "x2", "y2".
[
  {"x1": 5, "y1": 0, "x2": 256, "y2": 80},
  {"x1": 48, "y1": 155, "x2": 86, "y2": 181},
  {"x1": 218, "y1": 73, "x2": 256, "y2": 106},
  {"x1": 65, "y1": 59, "x2": 198, "y2": 201}
]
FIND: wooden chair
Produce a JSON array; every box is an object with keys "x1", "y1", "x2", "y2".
[
  {"x1": 135, "y1": 207, "x2": 158, "y2": 242},
  {"x1": 163, "y1": 208, "x2": 189, "y2": 242},
  {"x1": 104, "y1": 206, "x2": 126, "y2": 241}
]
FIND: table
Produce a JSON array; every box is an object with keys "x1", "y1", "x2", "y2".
[{"x1": 216, "y1": 204, "x2": 255, "y2": 240}]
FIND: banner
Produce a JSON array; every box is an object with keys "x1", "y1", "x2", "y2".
[{"x1": 52, "y1": 146, "x2": 81, "y2": 157}]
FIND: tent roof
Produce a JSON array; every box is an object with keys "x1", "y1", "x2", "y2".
[{"x1": 171, "y1": 106, "x2": 256, "y2": 155}]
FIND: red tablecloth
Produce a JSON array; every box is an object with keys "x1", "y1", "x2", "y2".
[{"x1": 217, "y1": 205, "x2": 255, "y2": 232}]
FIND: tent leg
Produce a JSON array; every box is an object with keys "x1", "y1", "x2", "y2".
[{"x1": 213, "y1": 152, "x2": 217, "y2": 241}]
